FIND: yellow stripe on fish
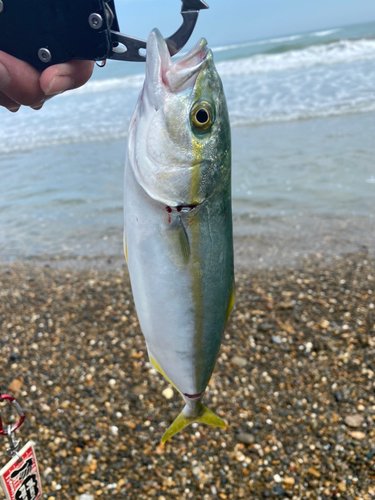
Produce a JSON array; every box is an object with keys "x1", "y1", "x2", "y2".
[{"x1": 190, "y1": 134, "x2": 205, "y2": 393}]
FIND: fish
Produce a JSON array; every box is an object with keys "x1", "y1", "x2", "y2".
[{"x1": 124, "y1": 28, "x2": 234, "y2": 443}]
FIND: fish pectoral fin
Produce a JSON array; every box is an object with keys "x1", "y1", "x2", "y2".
[
  {"x1": 167, "y1": 216, "x2": 190, "y2": 268},
  {"x1": 161, "y1": 402, "x2": 226, "y2": 444}
]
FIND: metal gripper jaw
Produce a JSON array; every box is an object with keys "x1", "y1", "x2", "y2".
[{"x1": 0, "y1": 0, "x2": 209, "y2": 70}]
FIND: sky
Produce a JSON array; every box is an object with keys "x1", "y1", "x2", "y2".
[{"x1": 114, "y1": 0, "x2": 375, "y2": 47}]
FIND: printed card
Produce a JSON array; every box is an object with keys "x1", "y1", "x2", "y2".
[{"x1": 0, "y1": 441, "x2": 42, "y2": 500}]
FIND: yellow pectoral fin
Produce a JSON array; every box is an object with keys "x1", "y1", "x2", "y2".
[{"x1": 161, "y1": 402, "x2": 226, "y2": 444}]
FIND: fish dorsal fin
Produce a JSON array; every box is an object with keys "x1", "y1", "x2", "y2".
[{"x1": 167, "y1": 216, "x2": 190, "y2": 268}]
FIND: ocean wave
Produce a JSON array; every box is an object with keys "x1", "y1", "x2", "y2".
[
  {"x1": 311, "y1": 28, "x2": 341, "y2": 37},
  {"x1": 216, "y1": 38, "x2": 375, "y2": 75},
  {"x1": 2, "y1": 28, "x2": 375, "y2": 154},
  {"x1": 211, "y1": 34, "x2": 305, "y2": 52},
  {"x1": 230, "y1": 99, "x2": 375, "y2": 127},
  {"x1": 212, "y1": 41, "x2": 261, "y2": 53},
  {"x1": 62, "y1": 74, "x2": 145, "y2": 96},
  {"x1": 204, "y1": 29, "x2": 341, "y2": 53},
  {"x1": 3, "y1": 98, "x2": 375, "y2": 154},
  {"x1": 63, "y1": 38, "x2": 375, "y2": 98},
  {"x1": 66, "y1": 31, "x2": 343, "y2": 98},
  {"x1": 0, "y1": 128, "x2": 128, "y2": 155}
]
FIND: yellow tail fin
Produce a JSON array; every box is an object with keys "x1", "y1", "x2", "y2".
[{"x1": 161, "y1": 401, "x2": 226, "y2": 444}]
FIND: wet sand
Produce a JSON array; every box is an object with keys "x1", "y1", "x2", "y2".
[{"x1": 0, "y1": 252, "x2": 374, "y2": 499}]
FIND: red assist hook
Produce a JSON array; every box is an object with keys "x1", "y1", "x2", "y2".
[{"x1": 0, "y1": 394, "x2": 26, "y2": 436}]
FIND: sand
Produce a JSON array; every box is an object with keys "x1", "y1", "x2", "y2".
[{"x1": 0, "y1": 252, "x2": 374, "y2": 499}]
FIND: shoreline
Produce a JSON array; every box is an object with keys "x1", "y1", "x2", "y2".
[
  {"x1": 1, "y1": 112, "x2": 375, "y2": 271},
  {"x1": 0, "y1": 251, "x2": 374, "y2": 498},
  {"x1": 1, "y1": 220, "x2": 374, "y2": 272}
]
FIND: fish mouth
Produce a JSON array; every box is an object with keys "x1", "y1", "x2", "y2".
[
  {"x1": 145, "y1": 29, "x2": 209, "y2": 95},
  {"x1": 173, "y1": 37, "x2": 209, "y2": 73},
  {"x1": 183, "y1": 390, "x2": 205, "y2": 400}
]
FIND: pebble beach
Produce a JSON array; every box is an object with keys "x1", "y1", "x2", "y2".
[{"x1": 1, "y1": 252, "x2": 374, "y2": 499}]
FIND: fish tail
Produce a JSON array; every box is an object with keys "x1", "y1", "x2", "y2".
[{"x1": 161, "y1": 402, "x2": 226, "y2": 444}]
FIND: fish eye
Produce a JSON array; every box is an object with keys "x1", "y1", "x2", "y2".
[{"x1": 191, "y1": 102, "x2": 214, "y2": 132}]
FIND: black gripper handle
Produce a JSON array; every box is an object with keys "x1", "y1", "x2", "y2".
[{"x1": 0, "y1": 0, "x2": 120, "y2": 70}]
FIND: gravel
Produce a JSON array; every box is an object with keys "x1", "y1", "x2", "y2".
[{"x1": 0, "y1": 252, "x2": 374, "y2": 499}]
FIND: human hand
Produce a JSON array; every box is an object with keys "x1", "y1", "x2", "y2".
[{"x1": 0, "y1": 51, "x2": 94, "y2": 112}]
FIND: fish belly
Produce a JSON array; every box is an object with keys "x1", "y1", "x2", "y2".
[{"x1": 124, "y1": 160, "x2": 233, "y2": 396}]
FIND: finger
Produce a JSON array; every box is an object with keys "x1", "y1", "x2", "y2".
[
  {"x1": 0, "y1": 51, "x2": 45, "y2": 107},
  {"x1": 0, "y1": 92, "x2": 21, "y2": 112},
  {"x1": 31, "y1": 102, "x2": 45, "y2": 111},
  {"x1": 40, "y1": 60, "x2": 94, "y2": 96}
]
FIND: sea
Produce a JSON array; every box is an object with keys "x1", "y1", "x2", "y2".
[{"x1": 1, "y1": 21, "x2": 375, "y2": 268}]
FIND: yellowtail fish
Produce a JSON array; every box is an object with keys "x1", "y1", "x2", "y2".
[{"x1": 124, "y1": 29, "x2": 234, "y2": 443}]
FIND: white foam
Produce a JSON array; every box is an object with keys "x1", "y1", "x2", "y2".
[
  {"x1": 217, "y1": 38, "x2": 375, "y2": 76},
  {"x1": 1, "y1": 30, "x2": 375, "y2": 153},
  {"x1": 60, "y1": 74, "x2": 145, "y2": 97},
  {"x1": 230, "y1": 100, "x2": 375, "y2": 127},
  {"x1": 0, "y1": 129, "x2": 128, "y2": 155},
  {"x1": 311, "y1": 28, "x2": 341, "y2": 37},
  {"x1": 205, "y1": 29, "x2": 341, "y2": 54},
  {"x1": 211, "y1": 34, "x2": 304, "y2": 53},
  {"x1": 212, "y1": 41, "x2": 261, "y2": 53},
  {"x1": 55, "y1": 39, "x2": 375, "y2": 101},
  {"x1": 265, "y1": 34, "x2": 304, "y2": 44},
  {"x1": 56, "y1": 36, "x2": 368, "y2": 100}
]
